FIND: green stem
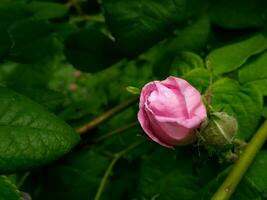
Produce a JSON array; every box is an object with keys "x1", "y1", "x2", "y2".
[
  {"x1": 94, "y1": 140, "x2": 144, "y2": 200},
  {"x1": 92, "y1": 121, "x2": 139, "y2": 143},
  {"x1": 17, "y1": 172, "x2": 31, "y2": 189},
  {"x1": 70, "y1": 15, "x2": 105, "y2": 24},
  {"x1": 212, "y1": 120, "x2": 267, "y2": 200},
  {"x1": 76, "y1": 96, "x2": 138, "y2": 135}
]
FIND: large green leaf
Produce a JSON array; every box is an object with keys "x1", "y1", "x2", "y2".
[
  {"x1": 206, "y1": 33, "x2": 267, "y2": 75},
  {"x1": 103, "y1": 0, "x2": 187, "y2": 56},
  {"x1": 3, "y1": 60, "x2": 55, "y2": 89},
  {"x1": 64, "y1": 26, "x2": 120, "y2": 73},
  {"x1": 182, "y1": 68, "x2": 210, "y2": 93},
  {"x1": 0, "y1": 87, "x2": 80, "y2": 173},
  {"x1": 167, "y1": 15, "x2": 210, "y2": 52},
  {"x1": 239, "y1": 51, "x2": 267, "y2": 96},
  {"x1": 152, "y1": 15, "x2": 210, "y2": 77},
  {"x1": 209, "y1": 0, "x2": 267, "y2": 29},
  {"x1": 211, "y1": 78, "x2": 263, "y2": 140},
  {"x1": 28, "y1": 2, "x2": 68, "y2": 20},
  {"x1": 170, "y1": 51, "x2": 204, "y2": 76},
  {"x1": 11, "y1": 88, "x2": 65, "y2": 113}
]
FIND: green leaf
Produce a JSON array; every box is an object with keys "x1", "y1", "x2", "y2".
[
  {"x1": 206, "y1": 33, "x2": 267, "y2": 75},
  {"x1": 28, "y1": 2, "x2": 68, "y2": 20},
  {"x1": 103, "y1": 0, "x2": 187, "y2": 56},
  {"x1": 209, "y1": 0, "x2": 267, "y2": 29},
  {"x1": 138, "y1": 148, "x2": 200, "y2": 200},
  {"x1": 211, "y1": 78, "x2": 263, "y2": 140},
  {"x1": 55, "y1": 23, "x2": 78, "y2": 41},
  {"x1": 182, "y1": 68, "x2": 210, "y2": 93},
  {"x1": 64, "y1": 26, "x2": 120, "y2": 73},
  {"x1": 35, "y1": 150, "x2": 109, "y2": 200},
  {"x1": 0, "y1": 87, "x2": 80, "y2": 173},
  {"x1": 126, "y1": 86, "x2": 140, "y2": 95},
  {"x1": 168, "y1": 51, "x2": 210, "y2": 92},
  {"x1": 8, "y1": 19, "x2": 62, "y2": 62},
  {"x1": 167, "y1": 15, "x2": 210, "y2": 52},
  {"x1": 152, "y1": 15, "x2": 210, "y2": 77},
  {"x1": 0, "y1": 176, "x2": 22, "y2": 200},
  {"x1": 3, "y1": 60, "x2": 56, "y2": 89},
  {"x1": 239, "y1": 51, "x2": 267, "y2": 96},
  {"x1": 170, "y1": 51, "x2": 205, "y2": 76},
  {"x1": 0, "y1": 2, "x2": 31, "y2": 24},
  {"x1": 12, "y1": 88, "x2": 65, "y2": 113}
]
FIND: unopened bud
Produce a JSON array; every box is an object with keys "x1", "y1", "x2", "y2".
[{"x1": 198, "y1": 112, "x2": 238, "y2": 148}]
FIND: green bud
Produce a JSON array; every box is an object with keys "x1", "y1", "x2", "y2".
[
  {"x1": 198, "y1": 112, "x2": 238, "y2": 148},
  {"x1": 126, "y1": 86, "x2": 140, "y2": 95}
]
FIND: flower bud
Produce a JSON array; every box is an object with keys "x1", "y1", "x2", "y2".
[
  {"x1": 138, "y1": 76, "x2": 207, "y2": 149},
  {"x1": 198, "y1": 112, "x2": 238, "y2": 148}
]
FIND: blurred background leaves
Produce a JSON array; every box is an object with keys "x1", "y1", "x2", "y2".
[{"x1": 0, "y1": 0, "x2": 267, "y2": 199}]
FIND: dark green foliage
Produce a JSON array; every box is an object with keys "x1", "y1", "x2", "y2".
[
  {"x1": 0, "y1": 176, "x2": 23, "y2": 200},
  {"x1": 35, "y1": 150, "x2": 109, "y2": 200},
  {"x1": 0, "y1": 0, "x2": 267, "y2": 199},
  {"x1": 64, "y1": 26, "x2": 120, "y2": 72},
  {"x1": 0, "y1": 87, "x2": 80, "y2": 173},
  {"x1": 211, "y1": 78, "x2": 262, "y2": 139}
]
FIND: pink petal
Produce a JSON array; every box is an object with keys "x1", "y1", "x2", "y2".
[
  {"x1": 162, "y1": 76, "x2": 207, "y2": 120},
  {"x1": 146, "y1": 81, "x2": 189, "y2": 119},
  {"x1": 145, "y1": 107, "x2": 196, "y2": 146},
  {"x1": 138, "y1": 82, "x2": 173, "y2": 148}
]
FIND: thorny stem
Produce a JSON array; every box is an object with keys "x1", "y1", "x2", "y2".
[
  {"x1": 76, "y1": 96, "x2": 138, "y2": 135},
  {"x1": 94, "y1": 140, "x2": 144, "y2": 200},
  {"x1": 212, "y1": 120, "x2": 267, "y2": 200},
  {"x1": 92, "y1": 121, "x2": 139, "y2": 143}
]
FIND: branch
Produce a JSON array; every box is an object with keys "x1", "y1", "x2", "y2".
[
  {"x1": 94, "y1": 140, "x2": 144, "y2": 200},
  {"x1": 212, "y1": 120, "x2": 267, "y2": 200},
  {"x1": 76, "y1": 96, "x2": 138, "y2": 135}
]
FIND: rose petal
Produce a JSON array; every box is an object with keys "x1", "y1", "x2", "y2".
[
  {"x1": 162, "y1": 76, "x2": 207, "y2": 119},
  {"x1": 145, "y1": 107, "x2": 196, "y2": 146},
  {"x1": 138, "y1": 82, "x2": 173, "y2": 148},
  {"x1": 138, "y1": 109, "x2": 173, "y2": 148},
  {"x1": 147, "y1": 81, "x2": 189, "y2": 119}
]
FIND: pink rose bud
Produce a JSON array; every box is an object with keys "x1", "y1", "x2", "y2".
[{"x1": 138, "y1": 76, "x2": 207, "y2": 149}]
